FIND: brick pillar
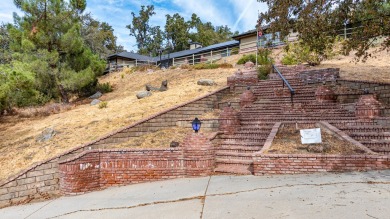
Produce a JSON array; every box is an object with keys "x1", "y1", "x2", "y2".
[
  {"x1": 240, "y1": 86, "x2": 257, "y2": 108},
  {"x1": 219, "y1": 104, "x2": 241, "y2": 134},
  {"x1": 355, "y1": 94, "x2": 381, "y2": 120},
  {"x1": 59, "y1": 152, "x2": 100, "y2": 194},
  {"x1": 315, "y1": 85, "x2": 336, "y2": 103},
  {"x1": 182, "y1": 133, "x2": 215, "y2": 176}
]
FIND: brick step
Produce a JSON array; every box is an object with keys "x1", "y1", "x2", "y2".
[
  {"x1": 240, "y1": 117, "x2": 356, "y2": 122},
  {"x1": 339, "y1": 126, "x2": 390, "y2": 133},
  {"x1": 240, "y1": 112, "x2": 354, "y2": 116},
  {"x1": 349, "y1": 132, "x2": 390, "y2": 140},
  {"x1": 220, "y1": 141, "x2": 265, "y2": 147},
  {"x1": 221, "y1": 138, "x2": 266, "y2": 143},
  {"x1": 241, "y1": 118, "x2": 357, "y2": 123},
  {"x1": 222, "y1": 133, "x2": 270, "y2": 138},
  {"x1": 253, "y1": 89, "x2": 315, "y2": 94},
  {"x1": 234, "y1": 130, "x2": 273, "y2": 135},
  {"x1": 215, "y1": 152, "x2": 254, "y2": 160},
  {"x1": 253, "y1": 90, "x2": 315, "y2": 95},
  {"x1": 217, "y1": 148, "x2": 261, "y2": 153},
  {"x1": 214, "y1": 164, "x2": 253, "y2": 175},
  {"x1": 215, "y1": 158, "x2": 253, "y2": 165},
  {"x1": 359, "y1": 140, "x2": 390, "y2": 154},
  {"x1": 331, "y1": 122, "x2": 379, "y2": 127},
  {"x1": 240, "y1": 110, "x2": 352, "y2": 114},
  {"x1": 251, "y1": 101, "x2": 315, "y2": 105}
]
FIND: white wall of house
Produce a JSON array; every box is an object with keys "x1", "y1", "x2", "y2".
[{"x1": 239, "y1": 35, "x2": 258, "y2": 54}]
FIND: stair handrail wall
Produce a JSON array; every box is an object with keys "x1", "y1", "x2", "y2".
[{"x1": 272, "y1": 64, "x2": 295, "y2": 103}]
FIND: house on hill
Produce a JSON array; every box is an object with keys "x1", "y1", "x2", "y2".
[
  {"x1": 232, "y1": 26, "x2": 298, "y2": 54},
  {"x1": 107, "y1": 52, "x2": 155, "y2": 72},
  {"x1": 105, "y1": 27, "x2": 298, "y2": 72},
  {"x1": 106, "y1": 40, "x2": 239, "y2": 72}
]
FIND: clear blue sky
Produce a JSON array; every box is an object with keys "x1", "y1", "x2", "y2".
[{"x1": 0, "y1": 0, "x2": 268, "y2": 51}]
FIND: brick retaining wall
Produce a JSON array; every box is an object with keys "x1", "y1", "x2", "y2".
[
  {"x1": 253, "y1": 154, "x2": 390, "y2": 174},
  {"x1": 0, "y1": 87, "x2": 229, "y2": 208},
  {"x1": 59, "y1": 146, "x2": 215, "y2": 194},
  {"x1": 59, "y1": 149, "x2": 184, "y2": 194}
]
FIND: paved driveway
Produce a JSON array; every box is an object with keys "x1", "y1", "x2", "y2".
[{"x1": 1, "y1": 170, "x2": 389, "y2": 219}]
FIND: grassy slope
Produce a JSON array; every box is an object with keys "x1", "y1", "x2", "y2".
[{"x1": 0, "y1": 67, "x2": 236, "y2": 180}]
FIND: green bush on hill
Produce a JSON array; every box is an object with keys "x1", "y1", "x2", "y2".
[
  {"x1": 237, "y1": 48, "x2": 273, "y2": 66},
  {"x1": 281, "y1": 41, "x2": 338, "y2": 66},
  {"x1": 96, "y1": 82, "x2": 113, "y2": 93},
  {"x1": 237, "y1": 54, "x2": 257, "y2": 65}
]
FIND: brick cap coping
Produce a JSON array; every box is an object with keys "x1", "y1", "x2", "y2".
[
  {"x1": 259, "y1": 122, "x2": 281, "y2": 154},
  {"x1": 0, "y1": 86, "x2": 229, "y2": 187},
  {"x1": 58, "y1": 148, "x2": 182, "y2": 164},
  {"x1": 337, "y1": 79, "x2": 390, "y2": 86}
]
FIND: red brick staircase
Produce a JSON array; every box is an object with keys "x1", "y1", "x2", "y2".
[{"x1": 214, "y1": 66, "x2": 390, "y2": 174}]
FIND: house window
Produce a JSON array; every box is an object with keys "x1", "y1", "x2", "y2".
[{"x1": 258, "y1": 32, "x2": 284, "y2": 47}]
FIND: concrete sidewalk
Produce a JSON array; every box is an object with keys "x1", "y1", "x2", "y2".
[{"x1": 1, "y1": 170, "x2": 389, "y2": 219}]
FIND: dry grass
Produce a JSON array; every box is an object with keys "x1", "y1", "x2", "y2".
[
  {"x1": 316, "y1": 49, "x2": 390, "y2": 83},
  {"x1": 0, "y1": 67, "x2": 235, "y2": 180},
  {"x1": 265, "y1": 126, "x2": 367, "y2": 155},
  {"x1": 110, "y1": 127, "x2": 214, "y2": 149}
]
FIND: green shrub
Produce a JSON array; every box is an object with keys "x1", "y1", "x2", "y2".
[
  {"x1": 96, "y1": 82, "x2": 113, "y2": 93},
  {"x1": 98, "y1": 101, "x2": 107, "y2": 109},
  {"x1": 257, "y1": 64, "x2": 272, "y2": 80},
  {"x1": 258, "y1": 48, "x2": 273, "y2": 65},
  {"x1": 237, "y1": 49, "x2": 273, "y2": 65},
  {"x1": 281, "y1": 54, "x2": 299, "y2": 65},
  {"x1": 237, "y1": 54, "x2": 257, "y2": 64},
  {"x1": 281, "y1": 41, "x2": 337, "y2": 66}
]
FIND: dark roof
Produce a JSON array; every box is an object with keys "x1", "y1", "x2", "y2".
[
  {"x1": 108, "y1": 40, "x2": 239, "y2": 62},
  {"x1": 156, "y1": 40, "x2": 239, "y2": 61},
  {"x1": 107, "y1": 52, "x2": 154, "y2": 61},
  {"x1": 199, "y1": 40, "x2": 239, "y2": 52},
  {"x1": 232, "y1": 25, "x2": 270, "y2": 40}
]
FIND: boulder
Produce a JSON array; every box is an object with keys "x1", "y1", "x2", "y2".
[
  {"x1": 159, "y1": 80, "x2": 168, "y2": 91},
  {"x1": 170, "y1": 141, "x2": 180, "y2": 148},
  {"x1": 146, "y1": 80, "x2": 168, "y2": 92},
  {"x1": 136, "y1": 91, "x2": 152, "y2": 99},
  {"x1": 90, "y1": 99, "x2": 101, "y2": 106},
  {"x1": 244, "y1": 61, "x2": 255, "y2": 69},
  {"x1": 36, "y1": 128, "x2": 56, "y2": 142},
  {"x1": 89, "y1": 91, "x2": 102, "y2": 99},
  {"x1": 197, "y1": 79, "x2": 215, "y2": 86}
]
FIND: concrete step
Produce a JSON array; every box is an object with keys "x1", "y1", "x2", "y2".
[{"x1": 214, "y1": 164, "x2": 253, "y2": 175}]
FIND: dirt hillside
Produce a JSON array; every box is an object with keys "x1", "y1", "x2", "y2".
[{"x1": 0, "y1": 67, "x2": 235, "y2": 180}]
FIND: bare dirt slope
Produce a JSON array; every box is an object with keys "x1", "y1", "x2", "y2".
[
  {"x1": 316, "y1": 49, "x2": 390, "y2": 83},
  {"x1": 270, "y1": 46, "x2": 390, "y2": 83},
  {"x1": 0, "y1": 68, "x2": 235, "y2": 180}
]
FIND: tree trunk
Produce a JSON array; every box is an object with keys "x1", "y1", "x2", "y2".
[{"x1": 58, "y1": 84, "x2": 69, "y2": 103}]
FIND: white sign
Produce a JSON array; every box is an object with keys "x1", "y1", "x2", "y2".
[{"x1": 300, "y1": 128, "x2": 322, "y2": 144}]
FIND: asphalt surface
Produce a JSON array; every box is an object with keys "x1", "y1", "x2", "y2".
[{"x1": 1, "y1": 170, "x2": 389, "y2": 219}]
